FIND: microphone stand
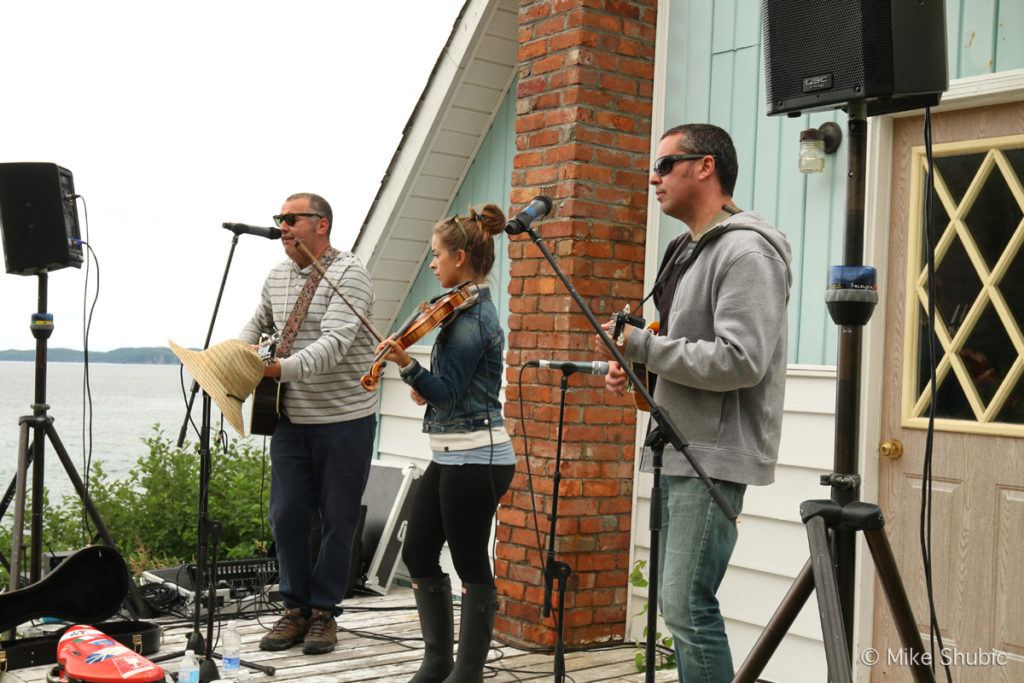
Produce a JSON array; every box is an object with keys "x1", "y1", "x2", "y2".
[
  {"x1": 175, "y1": 233, "x2": 241, "y2": 448},
  {"x1": 163, "y1": 228, "x2": 276, "y2": 679},
  {"x1": 513, "y1": 222, "x2": 737, "y2": 681},
  {"x1": 151, "y1": 393, "x2": 276, "y2": 681},
  {"x1": 541, "y1": 366, "x2": 576, "y2": 683}
]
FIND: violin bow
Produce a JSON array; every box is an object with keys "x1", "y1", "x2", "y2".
[{"x1": 295, "y1": 241, "x2": 384, "y2": 343}]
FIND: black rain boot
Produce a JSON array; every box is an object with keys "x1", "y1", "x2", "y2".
[
  {"x1": 443, "y1": 583, "x2": 496, "y2": 683},
  {"x1": 409, "y1": 574, "x2": 454, "y2": 682}
]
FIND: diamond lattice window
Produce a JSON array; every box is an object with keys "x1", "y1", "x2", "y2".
[{"x1": 903, "y1": 135, "x2": 1024, "y2": 435}]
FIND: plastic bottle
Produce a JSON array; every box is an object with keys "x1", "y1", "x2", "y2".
[
  {"x1": 222, "y1": 620, "x2": 241, "y2": 678},
  {"x1": 178, "y1": 649, "x2": 200, "y2": 683}
]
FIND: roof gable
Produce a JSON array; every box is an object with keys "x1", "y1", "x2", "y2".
[{"x1": 353, "y1": 0, "x2": 517, "y2": 333}]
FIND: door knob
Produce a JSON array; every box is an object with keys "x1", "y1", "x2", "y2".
[{"x1": 879, "y1": 439, "x2": 903, "y2": 459}]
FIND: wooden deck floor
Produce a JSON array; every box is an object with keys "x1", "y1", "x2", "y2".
[{"x1": 7, "y1": 588, "x2": 679, "y2": 682}]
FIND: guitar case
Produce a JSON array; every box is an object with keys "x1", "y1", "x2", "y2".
[
  {"x1": 0, "y1": 546, "x2": 161, "y2": 672},
  {"x1": 48, "y1": 625, "x2": 165, "y2": 683}
]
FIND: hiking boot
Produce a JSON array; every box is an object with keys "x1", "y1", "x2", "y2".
[
  {"x1": 302, "y1": 608, "x2": 338, "y2": 655},
  {"x1": 259, "y1": 607, "x2": 309, "y2": 651}
]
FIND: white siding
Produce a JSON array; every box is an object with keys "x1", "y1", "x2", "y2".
[{"x1": 375, "y1": 345, "x2": 434, "y2": 466}]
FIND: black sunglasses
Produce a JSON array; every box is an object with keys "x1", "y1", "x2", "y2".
[
  {"x1": 273, "y1": 212, "x2": 324, "y2": 227},
  {"x1": 652, "y1": 153, "x2": 715, "y2": 177}
]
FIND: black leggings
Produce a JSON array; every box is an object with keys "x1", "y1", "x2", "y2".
[{"x1": 401, "y1": 461, "x2": 515, "y2": 585}]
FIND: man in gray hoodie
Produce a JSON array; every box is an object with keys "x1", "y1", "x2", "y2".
[{"x1": 596, "y1": 123, "x2": 792, "y2": 682}]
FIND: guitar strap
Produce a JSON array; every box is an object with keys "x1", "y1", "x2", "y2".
[
  {"x1": 276, "y1": 247, "x2": 340, "y2": 358},
  {"x1": 653, "y1": 205, "x2": 742, "y2": 333}
]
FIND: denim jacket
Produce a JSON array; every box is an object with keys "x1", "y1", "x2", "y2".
[{"x1": 399, "y1": 286, "x2": 505, "y2": 434}]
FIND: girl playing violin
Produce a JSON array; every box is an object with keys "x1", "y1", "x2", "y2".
[{"x1": 375, "y1": 204, "x2": 513, "y2": 682}]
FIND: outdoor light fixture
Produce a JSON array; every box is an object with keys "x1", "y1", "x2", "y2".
[{"x1": 798, "y1": 121, "x2": 843, "y2": 174}]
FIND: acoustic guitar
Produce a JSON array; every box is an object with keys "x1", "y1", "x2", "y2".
[
  {"x1": 250, "y1": 332, "x2": 282, "y2": 436},
  {"x1": 629, "y1": 321, "x2": 659, "y2": 411},
  {"x1": 612, "y1": 307, "x2": 660, "y2": 412}
]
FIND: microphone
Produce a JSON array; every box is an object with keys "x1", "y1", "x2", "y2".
[
  {"x1": 505, "y1": 195, "x2": 553, "y2": 235},
  {"x1": 527, "y1": 359, "x2": 610, "y2": 375},
  {"x1": 222, "y1": 223, "x2": 282, "y2": 240}
]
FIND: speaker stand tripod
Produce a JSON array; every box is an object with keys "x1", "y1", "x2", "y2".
[
  {"x1": 3, "y1": 272, "x2": 148, "y2": 619},
  {"x1": 732, "y1": 102, "x2": 935, "y2": 683},
  {"x1": 735, "y1": 500, "x2": 933, "y2": 683}
]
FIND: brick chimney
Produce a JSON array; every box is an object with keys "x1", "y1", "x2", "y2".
[{"x1": 496, "y1": 0, "x2": 657, "y2": 648}]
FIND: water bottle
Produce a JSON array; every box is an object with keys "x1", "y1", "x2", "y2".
[
  {"x1": 178, "y1": 649, "x2": 200, "y2": 683},
  {"x1": 222, "y1": 620, "x2": 241, "y2": 678}
]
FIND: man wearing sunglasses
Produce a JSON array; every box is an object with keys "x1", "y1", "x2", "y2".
[
  {"x1": 240, "y1": 192, "x2": 377, "y2": 656},
  {"x1": 595, "y1": 124, "x2": 792, "y2": 682}
]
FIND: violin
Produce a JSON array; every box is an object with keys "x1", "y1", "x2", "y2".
[{"x1": 360, "y1": 281, "x2": 478, "y2": 391}]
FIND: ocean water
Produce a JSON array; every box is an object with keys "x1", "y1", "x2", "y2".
[{"x1": 0, "y1": 360, "x2": 236, "y2": 502}]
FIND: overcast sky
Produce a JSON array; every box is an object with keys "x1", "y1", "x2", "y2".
[{"x1": 0, "y1": 0, "x2": 465, "y2": 352}]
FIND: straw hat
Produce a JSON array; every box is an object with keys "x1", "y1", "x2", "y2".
[{"x1": 168, "y1": 338, "x2": 265, "y2": 436}]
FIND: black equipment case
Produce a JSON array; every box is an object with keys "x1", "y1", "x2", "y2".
[{"x1": 0, "y1": 546, "x2": 160, "y2": 671}]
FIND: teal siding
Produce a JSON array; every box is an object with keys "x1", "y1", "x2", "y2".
[
  {"x1": 663, "y1": 0, "x2": 843, "y2": 364},
  {"x1": 995, "y1": 1, "x2": 1024, "y2": 72},
  {"x1": 663, "y1": 0, "x2": 1018, "y2": 365},
  {"x1": 954, "y1": 0, "x2": 997, "y2": 76},
  {"x1": 390, "y1": 85, "x2": 516, "y2": 345},
  {"x1": 950, "y1": 0, "x2": 1024, "y2": 75}
]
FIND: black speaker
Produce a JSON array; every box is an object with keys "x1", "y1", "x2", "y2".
[
  {"x1": 0, "y1": 162, "x2": 84, "y2": 275},
  {"x1": 762, "y1": 0, "x2": 948, "y2": 117}
]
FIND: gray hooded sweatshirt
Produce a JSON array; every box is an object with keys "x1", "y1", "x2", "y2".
[{"x1": 625, "y1": 210, "x2": 792, "y2": 486}]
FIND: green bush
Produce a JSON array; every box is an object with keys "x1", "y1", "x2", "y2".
[{"x1": 1, "y1": 427, "x2": 271, "y2": 585}]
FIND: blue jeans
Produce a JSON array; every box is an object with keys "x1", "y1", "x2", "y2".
[
  {"x1": 658, "y1": 476, "x2": 746, "y2": 683},
  {"x1": 269, "y1": 414, "x2": 375, "y2": 615}
]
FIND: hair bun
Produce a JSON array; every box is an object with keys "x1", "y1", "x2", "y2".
[{"x1": 475, "y1": 203, "x2": 506, "y2": 237}]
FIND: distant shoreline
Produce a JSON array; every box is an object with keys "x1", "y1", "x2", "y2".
[{"x1": 0, "y1": 347, "x2": 181, "y2": 365}]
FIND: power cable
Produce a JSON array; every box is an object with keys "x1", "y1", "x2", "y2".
[
  {"x1": 73, "y1": 194, "x2": 100, "y2": 544},
  {"x1": 919, "y1": 106, "x2": 952, "y2": 682},
  {"x1": 515, "y1": 362, "x2": 559, "y2": 633}
]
